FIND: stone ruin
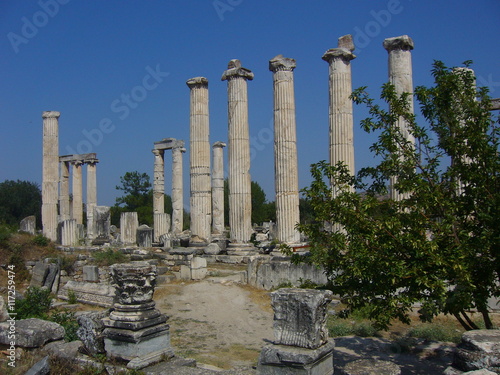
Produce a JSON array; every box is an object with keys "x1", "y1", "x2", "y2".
[{"x1": 102, "y1": 262, "x2": 173, "y2": 369}]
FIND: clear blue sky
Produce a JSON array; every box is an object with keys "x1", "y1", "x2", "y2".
[{"x1": 1, "y1": 0, "x2": 499, "y2": 208}]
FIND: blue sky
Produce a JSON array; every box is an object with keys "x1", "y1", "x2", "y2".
[{"x1": 1, "y1": 0, "x2": 499, "y2": 208}]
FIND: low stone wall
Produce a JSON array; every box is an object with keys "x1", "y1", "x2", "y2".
[{"x1": 247, "y1": 257, "x2": 328, "y2": 290}]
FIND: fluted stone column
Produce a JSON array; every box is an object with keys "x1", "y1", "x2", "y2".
[
  {"x1": 187, "y1": 77, "x2": 212, "y2": 245},
  {"x1": 322, "y1": 35, "x2": 356, "y2": 194},
  {"x1": 222, "y1": 59, "x2": 254, "y2": 245},
  {"x1": 269, "y1": 55, "x2": 301, "y2": 244},
  {"x1": 152, "y1": 149, "x2": 165, "y2": 214},
  {"x1": 59, "y1": 161, "x2": 70, "y2": 222},
  {"x1": 72, "y1": 160, "x2": 83, "y2": 225},
  {"x1": 121, "y1": 212, "x2": 138, "y2": 245},
  {"x1": 154, "y1": 213, "x2": 170, "y2": 243},
  {"x1": 171, "y1": 143, "x2": 186, "y2": 234},
  {"x1": 86, "y1": 159, "x2": 98, "y2": 239},
  {"x1": 59, "y1": 219, "x2": 78, "y2": 246},
  {"x1": 42, "y1": 111, "x2": 60, "y2": 241},
  {"x1": 383, "y1": 35, "x2": 415, "y2": 201},
  {"x1": 212, "y1": 141, "x2": 226, "y2": 235}
]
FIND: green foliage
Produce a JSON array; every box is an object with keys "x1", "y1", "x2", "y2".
[
  {"x1": 0, "y1": 224, "x2": 13, "y2": 244},
  {"x1": 93, "y1": 248, "x2": 126, "y2": 266},
  {"x1": 14, "y1": 286, "x2": 52, "y2": 319},
  {"x1": 67, "y1": 289, "x2": 78, "y2": 304},
  {"x1": 0, "y1": 180, "x2": 42, "y2": 227},
  {"x1": 406, "y1": 323, "x2": 462, "y2": 343},
  {"x1": 50, "y1": 310, "x2": 79, "y2": 341},
  {"x1": 32, "y1": 234, "x2": 49, "y2": 246},
  {"x1": 327, "y1": 314, "x2": 380, "y2": 338},
  {"x1": 298, "y1": 61, "x2": 500, "y2": 330}
]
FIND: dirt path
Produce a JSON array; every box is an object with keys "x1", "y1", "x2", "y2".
[{"x1": 155, "y1": 277, "x2": 274, "y2": 371}]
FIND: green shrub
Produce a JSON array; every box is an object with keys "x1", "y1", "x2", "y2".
[
  {"x1": 14, "y1": 286, "x2": 52, "y2": 319},
  {"x1": 298, "y1": 278, "x2": 319, "y2": 289},
  {"x1": 352, "y1": 321, "x2": 380, "y2": 337},
  {"x1": 57, "y1": 255, "x2": 76, "y2": 274},
  {"x1": 407, "y1": 323, "x2": 462, "y2": 343},
  {"x1": 67, "y1": 290, "x2": 78, "y2": 304},
  {"x1": 0, "y1": 224, "x2": 13, "y2": 244},
  {"x1": 93, "y1": 248, "x2": 126, "y2": 266},
  {"x1": 50, "y1": 311, "x2": 79, "y2": 342},
  {"x1": 328, "y1": 318, "x2": 354, "y2": 337},
  {"x1": 32, "y1": 234, "x2": 49, "y2": 246}
]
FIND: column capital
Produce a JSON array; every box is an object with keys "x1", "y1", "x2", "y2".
[
  {"x1": 172, "y1": 139, "x2": 185, "y2": 149},
  {"x1": 269, "y1": 55, "x2": 296, "y2": 72},
  {"x1": 221, "y1": 59, "x2": 254, "y2": 81},
  {"x1": 71, "y1": 160, "x2": 84, "y2": 167},
  {"x1": 322, "y1": 48, "x2": 356, "y2": 62},
  {"x1": 42, "y1": 111, "x2": 60, "y2": 119},
  {"x1": 383, "y1": 35, "x2": 414, "y2": 52},
  {"x1": 152, "y1": 149, "x2": 164, "y2": 156},
  {"x1": 212, "y1": 141, "x2": 227, "y2": 148},
  {"x1": 186, "y1": 77, "x2": 208, "y2": 88},
  {"x1": 86, "y1": 158, "x2": 99, "y2": 165}
]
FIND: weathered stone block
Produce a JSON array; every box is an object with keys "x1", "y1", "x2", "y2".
[
  {"x1": 204, "y1": 243, "x2": 221, "y2": 255},
  {"x1": 137, "y1": 225, "x2": 153, "y2": 248},
  {"x1": 58, "y1": 281, "x2": 115, "y2": 307},
  {"x1": 24, "y1": 355, "x2": 50, "y2": 375},
  {"x1": 257, "y1": 340, "x2": 335, "y2": 375},
  {"x1": 120, "y1": 212, "x2": 138, "y2": 245},
  {"x1": 30, "y1": 262, "x2": 50, "y2": 288},
  {"x1": 180, "y1": 265, "x2": 191, "y2": 280},
  {"x1": 341, "y1": 359, "x2": 401, "y2": 375},
  {"x1": 0, "y1": 318, "x2": 64, "y2": 348},
  {"x1": 191, "y1": 256, "x2": 207, "y2": 269},
  {"x1": 82, "y1": 265, "x2": 99, "y2": 282},
  {"x1": 76, "y1": 311, "x2": 107, "y2": 355},
  {"x1": 271, "y1": 288, "x2": 332, "y2": 349},
  {"x1": 20, "y1": 216, "x2": 36, "y2": 235},
  {"x1": 191, "y1": 267, "x2": 207, "y2": 280},
  {"x1": 453, "y1": 329, "x2": 500, "y2": 373}
]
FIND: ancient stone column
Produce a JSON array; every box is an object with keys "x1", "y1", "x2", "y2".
[
  {"x1": 152, "y1": 149, "x2": 165, "y2": 215},
  {"x1": 59, "y1": 161, "x2": 71, "y2": 222},
  {"x1": 186, "y1": 77, "x2": 212, "y2": 245},
  {"x1": 269, "y1": 55, "x2": 301, "y2": 244},
  {"x1": 322, "y1": 35, "x2": 356, "y2": 193},
  {"x1": 153, "y1": 213, "x2": 170, "y2": 243},
  {"x1": 171, "y1": 143, "x2": 186, "y2": 234},
  {"x1": 222, "y1": 59, "x2": 254, "y2": 245},
  {"x1": 121, "y1": 212, "x2": 138, "y2": 245},
  {"x1": 383, "y1": 35, "x2": 415, "y2": 201},
  {"x1": 86, "y1": 159, "x2": 98, "y2": 239},
  {"x1": 42, "y1": 111, "x2": 60, "y2": 241},
  {"x1": 212, "y1": 141, "x2": 226, "y2": 235},
  {"x1": 58, "y1": 219, "x2": 78, "y2": 246},
  {"x1": 72, "y1": 160, "x2": 84, "y2": 225}
]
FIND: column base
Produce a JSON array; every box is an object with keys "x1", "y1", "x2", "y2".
[{"x1": 257, "y1": 340, "x2": 335, "y2": 375}]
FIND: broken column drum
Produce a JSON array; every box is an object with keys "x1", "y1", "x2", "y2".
[
  {"x1": 383, "y1": 35, "x2": 415, "y2": 201},
  {"x1": 222, "y1": 59, "x2": 254, "y2": 245},
  {"x1": 269, "y1": 55, "x2": 301, "y2": 244},
  {"x1": 187, "y1": 77, "x2": 212, "y2": 245},
  {"x1": 322, "y1": 34, "x2": 356, "y2": 195},
  {"x1": 103, "y1": 262, "x2": 173, "y2": 369},
  {"x1": 42, "y1": 111, "x2": 60, "y2": 241},
  {"x1": 212, "y1": 141, "x2": 226, "y2": 235}
]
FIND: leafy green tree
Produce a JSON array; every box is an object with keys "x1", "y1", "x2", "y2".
[
  {"x1": 0, "y1": 180, "x2": 41, "y2": 227},
  {"x1": 296, "y1": 61, "x2": 500, "y2": 330}
]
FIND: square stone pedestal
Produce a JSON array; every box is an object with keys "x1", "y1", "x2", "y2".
[
  {"x1": 104, "y1": 323, "x2": 173, "y2": 369},
  {"x1": 257, "y1": 340, "x2": 335, "y2": 375}
]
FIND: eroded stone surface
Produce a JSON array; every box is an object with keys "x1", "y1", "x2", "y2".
[
  {"x1": 271, "y1": 288, "x2": 333, "y2": 349},
  {"x1": 76, "y1": 311, "x2": 107, "y2": 355},
  {"x1": 0, "y1": 318, "x2": 64, "y2": 348},
  {"x1": 452, "y1": 330, "x2": 500, "y2": 373}
]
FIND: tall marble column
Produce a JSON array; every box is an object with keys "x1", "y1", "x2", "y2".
[
  {"x1": 152, "y1": 149, "x2": 165, "y2": 215},
  {"x1": 222, "y1": 59, "x2": 254, "y2": 245},
  {"x1": 72, "y1": 160, "x2": 83, "y2": 225},
  {"x1": 269, "y1": 55, "x2": 301, "y2": 244},
  {"x1": 186, "y1": 77, "x2": 212, "y2": 244},
  {"x1": 212, "y1": 141, "x2": 226, "y2": 235},
  {"x1": 171, "y1": 142, "x2": 186, "y2": 234},
  {"x1": 42, "y1": 111, "x2": 60, "y2": 241},
  {"x1": 59, "y1": 161, "x2": 71, "y2": 222},
  {"x1": 383, "y1": 35, "x2": 415, "y2": 201},
  {"x1": 322, "y1": 35, "x2": 356, "y2": 194},
  {"x1": 86, "y1": 159, "x2": 98, "y2": 239}
]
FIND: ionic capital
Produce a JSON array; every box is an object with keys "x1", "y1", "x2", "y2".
[
  {"x1": 383, "y1": 35, "x2": 414, "y2": 52},
  {"x1": 221, "y1": 59, "x2": 254, "y2": 81},
  {"x1": 86, "y1": 158, "x2": 99, "y2": 165},
  {"x1": 186, "y1": 77, "x2": 208, "y2": 89},
  {"x1": 322, "y1": 48, "x2": 356, "y2": 63},
  {"x1": 42, "y1": 111, "x2": 60, "y2": 119},
  {"x1": 152, "y1": 149, "x2": 164, "y2": 157},
  {"x1": 269, "y1": 55, "x2": 296, "y2": 72},
  {"x1": 72, "y1": 160, "x2": 84, "y2": 167},
  {"x1": 212, "y1": 141, "x2": 227, "y2": 148}
]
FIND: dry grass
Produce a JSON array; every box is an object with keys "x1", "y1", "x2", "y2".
[{"x1": 240, "y1": 284, "x2": 272, "y2": 313}]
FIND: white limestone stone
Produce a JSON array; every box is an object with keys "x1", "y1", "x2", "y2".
[
  {"x1": 86, "y1": 159, "x2": 98, "y2": 239},
  {"x1": 171, "y1": 145, "x2": 185, "y2": 234},
  {"x1": 72, "y1": 160, "x2": 84, "y2": 224},
  {"x1": 121, "y1": 212, "x2": 139, "y2": 245},
  {"x1": 212, "y1": 141, "x2": 226, "y2": 235}
]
